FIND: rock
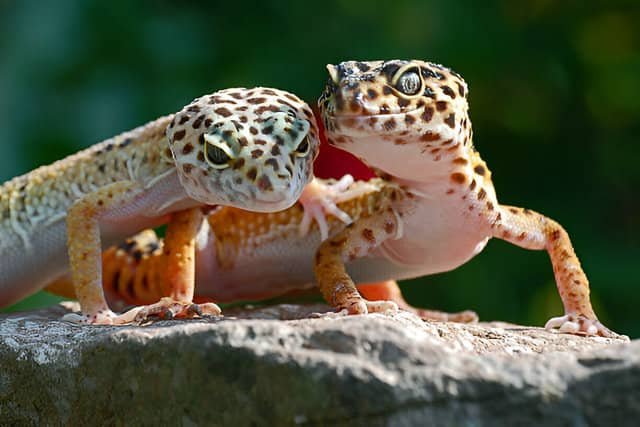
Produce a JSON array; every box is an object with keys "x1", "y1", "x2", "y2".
[{"x1": 0, "y1": 302, "x2": 636, "y2": 426}]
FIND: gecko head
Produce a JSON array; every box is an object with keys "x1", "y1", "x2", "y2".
[
  {"x1": 319, "y1": 60, "x2": 473, "y2": 177},
  {"x1": 166, "y1": 88, "x2": 319, "y2": 212}
]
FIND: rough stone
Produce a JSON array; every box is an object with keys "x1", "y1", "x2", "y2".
[{"x1": 0, "y1": 303, "x2": 636, "y2": 426}]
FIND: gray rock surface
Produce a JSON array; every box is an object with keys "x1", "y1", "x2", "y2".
[{"x1": 0, "y1": 302, "x2": 636, "y2": 426}]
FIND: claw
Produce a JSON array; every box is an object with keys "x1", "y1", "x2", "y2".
[
  {"x1": 187, "y1": 304, "x2": 203, "y2": 317},
  {"x1": 298, "y1": 177, "x2": 366, "y2": 240},
  {"x1": 545, "y1": 313, "x2": 624, "y2": 338}
]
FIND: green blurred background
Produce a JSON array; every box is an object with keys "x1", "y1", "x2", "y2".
[{"x1": 1, "y1": 0, "x2": 638, "y2": 337}]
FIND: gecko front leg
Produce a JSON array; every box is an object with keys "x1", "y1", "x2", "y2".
[
  {"x1": 131, "y1": 208, "x2": 221, "y2": 322},
  {"x1": 493, "y1": 205, "x2": 620, "y2": 338},
  {"x1": 65, "y1": 181, "x2": 148, "y2": 324},
  {"x1": 314, "y1": 209, "x2": 400, "y2": 315}
]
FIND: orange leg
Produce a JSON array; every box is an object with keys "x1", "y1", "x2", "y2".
[
  {"x1": 494, "y1": 205, "x2": 618, "y2": 337},
  {"x1": 127, "y1": 208, "x2": 221, "y2": 322},
  {"x1": 357, "y1": 280, "x2": 478, "y2": 323},
  {"x1": 314, "y1": 210, "x2": 399, "y2": 315},
  {"x1": 62, "y1": 203, "x2": 221, "y2": 324}
]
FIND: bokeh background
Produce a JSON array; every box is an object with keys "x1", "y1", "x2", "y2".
[{"x1": 1, "y1": 1, "x2": 638, "y2": 337}]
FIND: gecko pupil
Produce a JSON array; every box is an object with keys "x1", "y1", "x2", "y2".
[
  {"x1": 294, "y1": 137, "x2": 310, "y2": 157},
  {"x1": 205, "y1": 143, "x2": 230, "y2": 166},
  {"x1": 396, "y1": 71, "x2": 421, "y2": 95}
]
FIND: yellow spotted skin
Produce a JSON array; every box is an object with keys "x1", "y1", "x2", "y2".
[
  {"x1": 318, "y1": 59, "x2": 620, "y2": 338},
  {"x1": 1, "y1": 87, "x2": 320, "y2": 324}
]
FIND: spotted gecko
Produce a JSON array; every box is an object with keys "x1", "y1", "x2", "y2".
[
  {"x1": 45, "y1": 60, "x2": 619, "y2": 337},
  {"x1": 0, "y1": 87, "x2": 347, "y2": 325}
]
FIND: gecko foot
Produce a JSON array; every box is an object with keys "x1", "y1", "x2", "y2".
[
  {"x1": 299, "y1": 176, "x2": 379, "y2": 240},
  {"x1": 545, "y1": 313, "x2": 626, "y2": 339},
  {"x1": 340, "y1": 298, "x2": 399, "y2": 316},
  {"x1": 132, "y1": 297, "x2": 222, "y2": 324}
]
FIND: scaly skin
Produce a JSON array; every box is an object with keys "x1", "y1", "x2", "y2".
[
  {"x1": 0, "y1": 87, "x2": 324, "y2": 325},
  {"x1": 317, "y1": 59, "x2": 619, "y2": 337},
  {"x1": 47, "y1": 177, "x2": 475, "y2": 323},
  {"x1": 44, "y1": 60, "x2": 620, "y2": 337}
]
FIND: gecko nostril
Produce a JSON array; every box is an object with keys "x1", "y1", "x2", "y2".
[{"x1": 256, "y1": 174, "x2": 273, "y2": 192}]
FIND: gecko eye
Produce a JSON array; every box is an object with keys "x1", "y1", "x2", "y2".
[
  {"x1": 293, "y1": 136, "x2": 311, "y2": 157},
  {"x1": 395, "y1": 69, "x2": 422, "y2": 96},
  {"x1": 204, "y1": 143, "x2": 233, "y2": 169}
]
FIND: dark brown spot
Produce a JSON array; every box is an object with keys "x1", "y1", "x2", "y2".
[
  {"x1": 237, "y1": 136, "x2": 248, "y2": 147},
  {"x1": 446, "y1": 189, "x2": 454, "y2": 194},
  {"x1": 421, "y1": 107, "x2": 434, "y2": 122},
  {"x1": 233, "y1": 158, "x2": 245, "y2": 170},
  {"x1": 440, "y1": 139, "x2": 453, "y2": 146},
  {"x1": 517, "y1": 232, "x2": 527, "y2": 241},
  {"x1": 367, "y1": 89, "x2": 378, "y2": 99},
  {"x1": 435, "y1": 101, "x2": 448, "y2": 111},
  {"x1": 450, "y1": 172, "x2": 466, "y2": 184},
  {"x1": 441, "y1": 85, "x2": 456, "y2": 99},
  {"x1": 182, "y1": 164, "x2": 193, "y2": 174},
  {"x1": 214, "y1": 107, "x2": 232, "y2": 117},
  {"x1": 249, "y1": 126, "x2": 259, "y2": 135},
  {"x1": 523, "y1": 209, "x2": 533, "y2": 215},
  {"x1": 384, "y1": 221, "x2": 395, "y2": 234},
  {"x1": 173, "y1": 130, "x2": 186, "y2": 141},
  {"x1": 383, "y1": 118, "x2": 397, "y2": 131},
  {"x1": 397, "y1": 97, "x2": 410, "y2": 108},
  {"x1": 486, "y1": 201, "x2": 494, "y2": 211},
  {"x1": 187, "y1": 105, "x2": 201, "y2": 113},
  {"x1": 478, "y1": 188, "x2": 487, "y2": 200},
  {"x1": 453, "y1": 157, "x2": 467, "y2": 165},
  {"x1": 284, "y1": 93, "x2": 300, "y2": 103},
  {"x1": 509, "y1": 207, "x2": 519, "y2": 214},
  {"x1": 182, "y1": 143, "x2": 194, "y2": 155},
  {"x1": 251, "y1": 149, "x2": 263, "y2": 159},
  {"x1": 246, "y1": 167, "x2": 258, "y2": 181},
  {"x1": 444, "y1": 113, "x2": 455, "y2": 128},
  {"x1": 197, "y1": 152, "x2": 205, "y2": 162},
  {"x1": 262, "y1": 125, "x2": 274, "y2": 135},
  {"x1": 254, "y1": 139, "x2": 267, "y2": 145},
  {"x1": 405, "y1": 114, "x2": 416, "y2": 125},
  {"x1": 265, "y1": 158, "x2": 279, "y2": 171},
  {"x1": 456, "y1": 82, "x2": 466, "y2": 97},
  {"x1": 192, "y1": 115, "x2": 205, "y2": 129},
  {"x1": 550, "y1": 229, "x2": 561, "y2": 241},
  {"x1": 270, "y1": 145, "x2": 280, "y2": 156},
  {"x1": 474, "y1": 165, "x2": 486, "y2": 176},
  {"x1": 362, "y1": 228, "x2": 375, "y2": 243},
  {"x1": 420, "y1": 131, "x2": 440, "y2": 142},
  {"x1": 247, "y1": 97, "x2": 267, "y2": 104}
]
